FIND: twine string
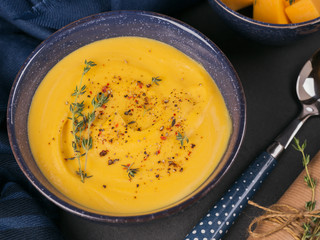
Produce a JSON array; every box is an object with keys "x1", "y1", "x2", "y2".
[{"x1": 248, "y1": 200, "x2": 320, "y2": 239}]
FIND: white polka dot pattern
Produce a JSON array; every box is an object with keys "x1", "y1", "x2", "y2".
[{"x1": 184, "y1": 152, "x2": 277, "y2": 240}]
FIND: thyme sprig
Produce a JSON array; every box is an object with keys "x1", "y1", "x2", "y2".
[
  {"x1": 176, "y1": 132, "x2": 189, "y2": 146},
  {"x1": 70, "y1": 60, "x2": 97, "y2": 183},
  {"x1": 293, "y1": 138, "x2": 320, "y2": 239},
  {"x1": 122, "y1": 163, "x2": 139, "y2": 179},
  {"x1": 293, "y1": 138, "x2": 316, "y2": 210}
]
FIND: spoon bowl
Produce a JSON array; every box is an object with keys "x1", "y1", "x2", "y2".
[
  {"x1": 274, "y1": 49, "x2": 320, "y2": 152},
  {"x1": 297, "y1": 49, "x2": 320, "y2": 104}
]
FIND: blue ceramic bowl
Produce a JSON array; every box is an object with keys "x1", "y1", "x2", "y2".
[
  {"x1": 7, "y1": 11, "x2": 246, "y2": 223},
  {"x1": 209, "y1": 0, "x2": 320, "y2": 45}
]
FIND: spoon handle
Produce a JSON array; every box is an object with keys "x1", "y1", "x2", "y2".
[{"x1": 184, "y1": 151, "x2": 277, "y2": 240}]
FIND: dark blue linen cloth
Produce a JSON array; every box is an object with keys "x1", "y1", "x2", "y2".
[{"x1": 0, "y1": 1, "x2": 200, "y2": 239}]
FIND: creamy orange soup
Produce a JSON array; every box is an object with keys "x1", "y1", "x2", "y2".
[{"x1": 28, "y1": 37, "x2": 231, "y2": 214}]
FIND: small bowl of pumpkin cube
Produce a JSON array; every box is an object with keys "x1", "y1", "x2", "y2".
[{"x1": 209, "y1": 0, "x2": 320, "y2": 44}]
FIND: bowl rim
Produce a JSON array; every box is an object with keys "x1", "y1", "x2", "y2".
[
  {"x1": 212, "y1": 0, "x2": 320, "y2": 28},
  {"x1": 7, "y1": 10, "x2": 246, "y2": 223}
]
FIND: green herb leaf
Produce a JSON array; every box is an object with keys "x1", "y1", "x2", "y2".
[
  {"x1": 176, "y1": 132, "x2": 189, "y2": 146},
  {"x1": 289, "y1": 0, "x2": 295, "y2": 5},
  {"x1": 82, "y1": 137, "x2": 93, "y2": 151},
  {"x1": 306, "y1": 201, "x2": 316, "y2": 211},
  {"x1": 122, "y1": 163, "x2": 139, "y2": 179},
  {"x1": 92, "y1": 92, "x2": 109, "y2": 109},
  {"x1": 76, "y1": 170, "x2": 93, "y2": 182},
  {"x1": 87, "y1": 112, "x2": 95, "y2": 123},
  {"x1": 83, "y1": 60, "x2": 97, "y2": 75},
  {"x1": 152, "y1": 76, "x2": 162, "y2": 85}
]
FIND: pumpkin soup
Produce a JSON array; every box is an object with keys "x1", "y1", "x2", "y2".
[{"x1": 28, "y1": 37, "x2": 231, "y2": 214}]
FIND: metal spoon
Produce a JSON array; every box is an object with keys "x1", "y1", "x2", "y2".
[{"x1": 185, "y1": 48, "x2": 320, "y2": 240}]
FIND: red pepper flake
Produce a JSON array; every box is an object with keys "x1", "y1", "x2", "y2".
[
  {"x1": 90, "y1": 91, "x2": 92, "y2": 94},
  {"x1": 137, "y1": 81, "x2": 144, "y2": 88},
  {"x1": 168, "y1": 161, "x2": 178, "y2": 167},
  {"x1": 108, "y1": 159, "x2": 119, "y2": 165},
  {"x1": 123, "y1": 163, "x2": 131, "y2": 169},
  {"x1": 99, "y1": 150, "x2": 108, "y2": 156},
  {"x1": 115, "y1": 123, "x2": 119, "y2": 128},
  {"x1": 188, "y1": 151, "x2": 192, "y2": 156},
  {"x1": 102, "y1": 86, "x2": 108, "y2": 93},
  {"x1": 160, "y1": 136, "x2": 167, "y2": 140}
]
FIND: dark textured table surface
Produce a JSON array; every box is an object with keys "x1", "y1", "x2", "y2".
[{"x1": 59, "y1": 1, "x2": 320, "y2": 239}]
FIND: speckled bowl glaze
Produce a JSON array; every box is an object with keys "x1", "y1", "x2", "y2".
[
  {"x1": 209, "y1": 0, "x2": 320, "y2": 45},
  {"x1": 7, "y1": 11, "x2": 246, "y2": 223}
]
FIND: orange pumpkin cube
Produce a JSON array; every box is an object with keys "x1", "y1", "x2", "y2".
[
  {"x1": 253, "y1": 0, "x2": 290, "y2": 24},
  {"x1": 285, "y1": 0, "x2": 320, "y2": 23}
]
